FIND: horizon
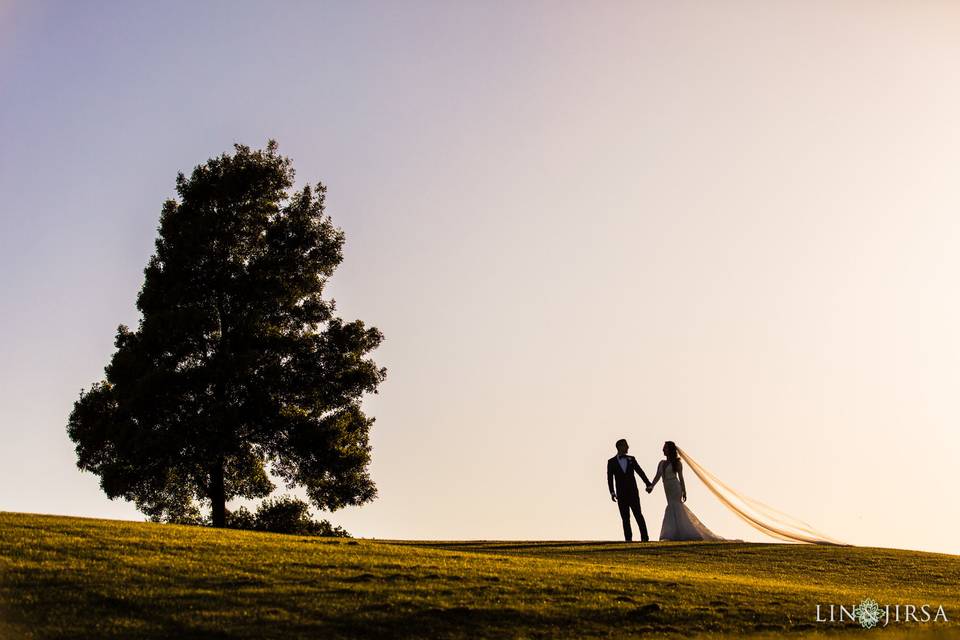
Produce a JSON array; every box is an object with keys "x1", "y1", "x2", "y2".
[{"x1": 4, "y1": 510, "x2": 956, "y2": 559}]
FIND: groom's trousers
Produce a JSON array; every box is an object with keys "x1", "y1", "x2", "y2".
[{"x1": 618, "y1": 495, "x2": 649, "y2": 542}]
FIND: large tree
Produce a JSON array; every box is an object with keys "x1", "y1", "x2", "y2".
[{"x1": 68, "y1": 141, "x2": 386, "y2": 527}]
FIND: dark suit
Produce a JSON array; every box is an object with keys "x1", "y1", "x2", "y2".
[{"x1": 607, "y1": 454, "x2": 651, "y2": 541}]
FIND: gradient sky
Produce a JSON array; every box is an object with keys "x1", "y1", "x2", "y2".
[{"x1": 2, "y1": 1, "x2": 959, "y2": 555}]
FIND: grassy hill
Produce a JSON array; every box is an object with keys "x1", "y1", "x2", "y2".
[{"x1": 1, "y1": 512, "x2": 958, "y2": 639}]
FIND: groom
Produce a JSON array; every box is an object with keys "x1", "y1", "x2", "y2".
[{"x1": 607, "y1": 438, "x2": 652, "y2": 542}]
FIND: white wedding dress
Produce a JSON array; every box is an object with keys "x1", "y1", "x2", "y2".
[{"x1": 656, "y1": 459, "x2": 724, "y2": 541}]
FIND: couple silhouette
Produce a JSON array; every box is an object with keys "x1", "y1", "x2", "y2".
[{"x1": 606, "y1": 438, "x2": 723, "y2": 542}]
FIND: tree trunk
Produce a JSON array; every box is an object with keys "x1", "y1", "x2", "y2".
[{"x1": 210, "y1": 459, "x2": 226, "y2": 528}]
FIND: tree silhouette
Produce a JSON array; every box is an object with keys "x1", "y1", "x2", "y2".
[{"x1": 67, "y1": 141, "x2": 386, "y2": 527}]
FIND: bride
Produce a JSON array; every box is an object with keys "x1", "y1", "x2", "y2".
[
  {"x1": 647, "y1": 440, "x2": 724, "y2": 541},
  {"x1": 643, "y1": 441, "x2": 846, "y2": 545}
]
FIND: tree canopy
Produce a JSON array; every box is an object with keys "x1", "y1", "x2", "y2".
[{"x1": 68, "y1": 141, "x2": 386, "y2": 527}]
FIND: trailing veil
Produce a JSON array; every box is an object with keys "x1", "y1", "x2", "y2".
[{"x1": 677, "y1": 446, "x2": 847, "y2": 545}]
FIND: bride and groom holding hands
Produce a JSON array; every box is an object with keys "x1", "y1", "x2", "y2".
[{"x1": 607, "y1": 439, "x2": 722, "y2": 542}]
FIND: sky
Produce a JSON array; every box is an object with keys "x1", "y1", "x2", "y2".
[{"x1": 1, "y1": 1, "x2": 959, "y2": 555}]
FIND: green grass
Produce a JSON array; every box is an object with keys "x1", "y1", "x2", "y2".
[{"x1": 1, "y1": 512, "x2": 958, "y2": 639}]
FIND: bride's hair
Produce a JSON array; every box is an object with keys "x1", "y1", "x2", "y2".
[{"x1": 664, "y1": 440, "x2": 682, "y2": 472}]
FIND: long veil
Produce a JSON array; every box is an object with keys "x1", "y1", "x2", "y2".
[{"x1": 677, "y1": 446, "x2": 847, "y2": 545}]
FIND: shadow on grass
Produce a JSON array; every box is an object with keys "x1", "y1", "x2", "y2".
[
  {"x1": 399, "y1": 540, "x2": 773, "y2": 557},
  {"x1": 314, "y1": 601, "x2": 749, "y2": 640}
]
